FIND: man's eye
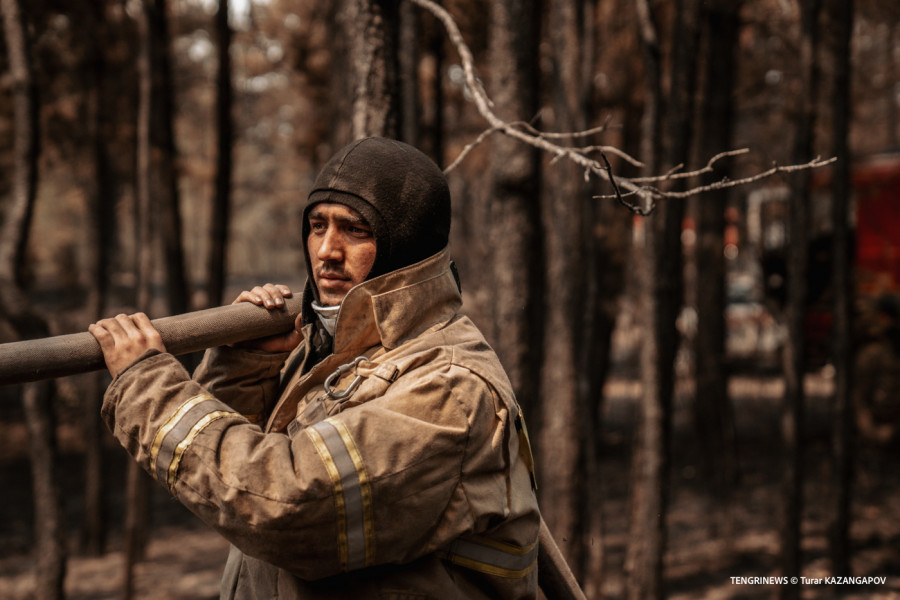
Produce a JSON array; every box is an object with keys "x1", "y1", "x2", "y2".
[
  {"x1": 349, "y1": 226, "x2": 372, "y2": 236},
  {"x1": 310, "y1": 222, "x2": 326, "y2": 232}
]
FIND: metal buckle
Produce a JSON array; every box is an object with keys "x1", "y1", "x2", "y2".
[{"x1": 323, "y1": 356, "x2": 368, "y2": 399}]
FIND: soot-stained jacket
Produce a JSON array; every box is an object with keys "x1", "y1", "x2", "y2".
[{"x1": 101, "y1": 248, "x2": 540, "y2": 599}]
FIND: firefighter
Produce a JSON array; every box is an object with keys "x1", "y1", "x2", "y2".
[{"x1": 90, "y1": 137, "x2": 541, "y2": 599}]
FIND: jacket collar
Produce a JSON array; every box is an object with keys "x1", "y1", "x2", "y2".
[{"x1": 305, "y1": 247, "x2": 461, "y2": 354}]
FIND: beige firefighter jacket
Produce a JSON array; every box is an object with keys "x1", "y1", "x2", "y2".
[{"x1": 101, "y1": 247, "x2": 540, "y2": 599}]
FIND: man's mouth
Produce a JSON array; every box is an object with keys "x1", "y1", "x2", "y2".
[{"x1": 317, "y1": 269, "x2": 349, "y2": 285}]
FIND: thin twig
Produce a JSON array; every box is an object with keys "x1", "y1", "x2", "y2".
[
  {"x1": 443, "y1": 126, "x2": 501, "y2": 174},
  {"x1": 595, "y1": 156, "x2": 838, "y2": 200}
]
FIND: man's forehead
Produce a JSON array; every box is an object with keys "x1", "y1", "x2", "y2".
[{"x1": 308, "y1": 202, "x2": 368, "y2": 223}]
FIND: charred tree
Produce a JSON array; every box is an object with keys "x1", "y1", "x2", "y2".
[
  {"x1": 339, "y1": 0, "x2": 400, "y2": 140},
  {"x1": 827, "y1": 0, "x2": 855, "y2": 579},
  {"x1": 0, "y1": 1, "x2": 66, "y2": 598},
  {"x1": 398, "y1": 0, "x2": 420, "y2": 146},
  {"x1": 417, "y1": 3, "x2": 444, "y2": 162},
  {"x1": 626, "y1": 2, "x2": 702, "y2": 594},
  {"x1": 574, "y1": 0, "x2": 631, "y2": 594},
  {"x1": 22, "y1": 380, "x2": 64, "y2": 600},
  {"x1": 485, "y1": 0, "x2": 543, "y2": 441},
  {"x1": 148, "y1": 0, "x2": 190, "y2": 315},
  {"x1": 538, "y1": 0, "x2": 590, "y2": 576},
  {"x1": 121, "y1": 1, "x2": 159, "y2": 596},
  {"x1": 81, "y1": 0, "x2": 118, "y2": 556},
  {"x1": 779, "y1": 1, "x2": 822, "y2": 598},
  {"x1": 694, "y1": 0, "x2": 741, "y2": 537},
  {"x1": 626, "y1": 0, "x2": 668, "y2": 598},
  {"x1": 208, "y1": 0, "x2": 234, "y2": 306}
]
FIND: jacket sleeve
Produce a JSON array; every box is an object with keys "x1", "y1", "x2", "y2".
[
  {"x1": 192, "y1": 345, "x2": 292, "y2": 424},
  {"x1": 102, "y1": 351, "x2": 348, "y2": 575},
  {"x1": 101, "y1": 350, "x2": 516, "y2": 581}
]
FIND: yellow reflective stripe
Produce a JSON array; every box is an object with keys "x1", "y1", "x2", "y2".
[
  {"x1": 306, "y1": 419, "x2": 374, "y2": 571},
  {"x1": 165, "y1": 410, "x2": 234, "y2": 493},
  {"x1": 329, "y1": 419, "x2": 376, "y2": 567},
  {"x1": 149, "y1": 394, "x2": 211, "y2": 476},
  {"x1": 306, "y1": 424, "x2": 350, "y2": 571},
  {"x1": 441, "y1": 536, "x2": 539, "y2": 579},
  {"x1": 447, "y1": 554, "x2": 537, "y2": 578}
]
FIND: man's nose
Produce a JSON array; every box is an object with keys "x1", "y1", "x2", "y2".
[{"x1": 317, "y1": 226, "x2": 344, "y2": 260}]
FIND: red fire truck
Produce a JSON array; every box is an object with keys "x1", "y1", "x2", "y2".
[{"x1": 749, "y1": 152, "x2": 900, "y2": 441}]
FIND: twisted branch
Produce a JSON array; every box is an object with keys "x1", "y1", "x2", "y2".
[{"x1": 409, "y1": 0, "x2": 834, "y2": 215}]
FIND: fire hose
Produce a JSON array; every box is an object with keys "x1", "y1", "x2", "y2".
[{"x1": 0, "y1": 298, "x2": 587, "y2": 599}]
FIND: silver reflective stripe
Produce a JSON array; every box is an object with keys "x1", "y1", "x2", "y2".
[
  {"x1": 149, "y1": 393, "x2": 239, "y2": 493},
  {"x1": 306, "y1": 418, "x2": 374, "y2": 571},
  {"x1": 442, "y1": 536, "x2": 539, "y2": 578}
]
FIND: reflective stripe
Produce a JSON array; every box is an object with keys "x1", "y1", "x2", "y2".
[
  {"x1": 306, "y1": 418, "x2": 375, "y2": 571},
  {"x1": 149, "y1": 393, "x2": 239, "y2": 493},
  {"x1": 441, "y1": 536, "x2": 539, "y2": 578}
]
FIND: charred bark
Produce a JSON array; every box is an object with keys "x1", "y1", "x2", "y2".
[
  {"x1": 779, "y1": 1, "x2": 822, "y2": 598},
  {"x1": 0, "y1": 1, "x2": 66, "y2": 598},
  {"x1": 626, "y1": 1, "x2": 667, "y2": 598},
  {"x1": 340, "y1": 0, "x2": 400, "y2": 140},
  {"x1": 208, "y1": 0, "x2": 234, "y2": 306},
  {"x1": 827, "y1": 0, "x2": 855, "y2": 579},
  {"x1": 486, "y1": 0, "x2": 543, "y2": 436},
  {"x1": 538, "y1": 0, "x2": 590, "y2": 576},
  {"x1": 398, "y1": 0, "x2": 420, "y2": 146},
  {"x1": 695, "y1": 0, "x2": 741, "y2": 537},
  {"x1": 82, "y1": 0, "x2": 117, "y2": 556}
]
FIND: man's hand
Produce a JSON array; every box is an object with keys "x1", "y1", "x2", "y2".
[
  {"x1": 231, "y1": 283, "x2": 304, "y2": 353},
  {"x1": 89, "y1": 313, "x2": 167, "y2": 378}
]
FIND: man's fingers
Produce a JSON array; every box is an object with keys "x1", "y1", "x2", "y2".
[
  {"x1": 88, "y1": 322, "x2": 112, "y2": 347},
  {"x1": 132, "y1": 312, "x2": 166, "y2": 352},
  {"x1": 114, "y1": 313, "x2": 142, "y2": 339},
  {"x1": 232, "y1": 283, "x2": 293, "y2": 309},
  {"x1": 89, "y1": 313, "x2": 167, "y2": 378}
]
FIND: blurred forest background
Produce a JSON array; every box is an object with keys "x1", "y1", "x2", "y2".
[{"x1": 0, "y1": 0, "x2": 899, "y2": 599}]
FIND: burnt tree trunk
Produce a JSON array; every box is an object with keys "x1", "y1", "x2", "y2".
[
  {"x1": 340, "y1": 0, "x2": 400, "y2": 140},
  {"x1": 0, "y1": 1, "x2": 66, "y2": 598},
  {"x1": 538, "y1": 0, "x2": 589, "y2": 575},
  {"x1": 398, "y1": 0, "x2": 419, "y2": 146},
  {"x1": 23, "y1": 380, "x2": 65, "y2": 600},
  {"x1": 695, "y1": 0, "x2": 741, "y2": 538},
  {"x1": 779, "y1": 1, "x2": 822, "y2": 598},
  {"x1": 418, "y1": 3, "x2": 444, "y2": 162},
  {"x1": 626, "y1": 0, "x2": 668, "y2": 598},
  {"x1": 122, "y1": 2, "x2": 156, "y2": 597},
  {"x1": 575, "y1": 0, "x2": 628, "y2": 594},
  {"x1": 149, "y1": 0, "x2": 190, "y2": 315},
  {"x1": 486, "y1": 0, "x2": 542, "y2": 434},
  {"x1": 827, "y1": 0, "x2": 855, "y2": 579},
  {"x1": 208, "y1": 0, "x2": 234, "y2": 306},
  {"x1": 0, "y1": 0, "x2": 39, "y2": 290},
  {"x1": 82, "y1": 0, "x2": 118, "y2": 556}
]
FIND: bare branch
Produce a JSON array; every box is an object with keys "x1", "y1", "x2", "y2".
[
  {"x1": 595, "y1": 156, "x2": 838, "y2": 200},
  {"x1": 409, "y1": 0, "x2": 834, "y2": 213}
]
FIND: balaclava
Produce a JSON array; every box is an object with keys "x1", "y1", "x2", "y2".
[{"x1": 302, "y1": 137, "x2": 451, "y2": 301}]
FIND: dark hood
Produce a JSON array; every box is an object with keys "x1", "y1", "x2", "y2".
[
  {"x1": 300, "y1": 138, "x2": 451, "y2": 328},
  {"x1": 303, "y1": 137, "x2": 451, "y2": 282}
]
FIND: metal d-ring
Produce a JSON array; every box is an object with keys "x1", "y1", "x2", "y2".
[{"x1": 324, "y1": 356, "x2": 368, "y2": 400}]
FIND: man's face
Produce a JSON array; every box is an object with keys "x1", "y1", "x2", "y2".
[{"x1": 307, "y1": 203, "x2": 377, "y2": 306}]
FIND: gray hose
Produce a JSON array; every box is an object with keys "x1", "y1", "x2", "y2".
[{"x1": 0, "y1": 296, "x2": 304, "y2": 386}]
